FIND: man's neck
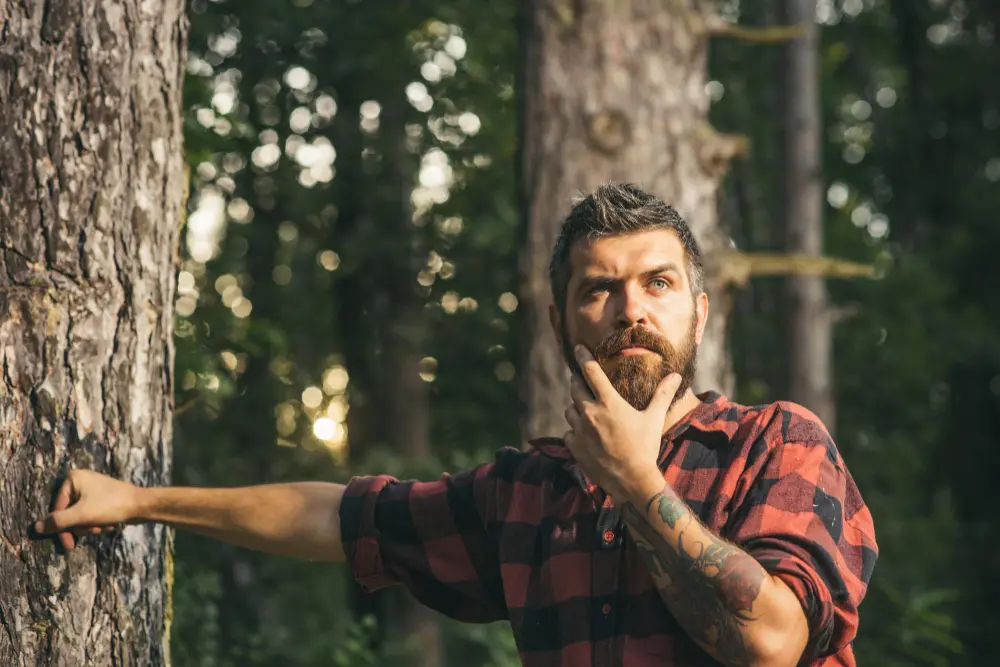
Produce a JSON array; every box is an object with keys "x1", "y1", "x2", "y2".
[{"x1": 662, "y1": 389, "x2": 702, "y2": 435}]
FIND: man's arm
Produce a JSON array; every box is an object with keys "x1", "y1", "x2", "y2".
[
  {"x1": 34, "y1": 469, "x2": 346, "y2": 562},
  {"x1": 618, "y1": 475, "x2": 808, "y2": 667}
]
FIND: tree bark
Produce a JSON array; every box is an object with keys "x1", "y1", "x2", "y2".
[
  {"x1": 779, "y1": 0, "x2": 834, "y2": 427},
  {"x1": 517, "y1": 1, "x2": 740, "y2": 439},
  {"x1": 0, "y1": 2, "x2": 186, "y2": 665}
]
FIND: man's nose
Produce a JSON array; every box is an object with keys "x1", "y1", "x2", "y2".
[{"x1": 616, "y1": 284, "x2": 650, "y2": 328}]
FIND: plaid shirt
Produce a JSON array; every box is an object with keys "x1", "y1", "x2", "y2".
[{"x1": 340, "y1": 392, "x2": 878, "y2": 666}]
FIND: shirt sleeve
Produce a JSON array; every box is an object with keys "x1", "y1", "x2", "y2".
[
  {"x1": 726, "y1": 403, "x2": 878, "y2": 659},
  {"x1": 338, "y1": 459, "x2": 507, "y2": 623}
]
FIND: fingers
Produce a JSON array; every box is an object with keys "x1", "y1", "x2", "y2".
[
  {"x1": 645, "y1": 372, "x2": 683, "y2": 415},
  {"x1": 42, "y1": 520, "x2": 117, "y2": 552},
  {"x1": 34, "y1": 471, "x2": 110, "y2": 551},
  {"x1": 562, "y1": 429, "x2": 575, "y2": 450},
  {"x1": 573, "y1": 346, "x2": 616, "y2": 403},
  {"x1": 35, "y1": 504, "x2": 86, "y2": 536},
  {"x1": 58, "y1": 525, "x2": 112, "y2": 552},
  {"x1": 35, "y1": 474, "x2": 85, "y2": 536},
  {"x1": 51, "y1": 476, "x2": 74, "y2": 513},
  {"x1": 65, "y1": 524, "x2": 118, "y2": 538},
  {"x1": 563, "y1": 403, "x2": 582, "y2": 430},
  {"x1": 569, "y1": 374, "x2": 594, "y2": 410}
]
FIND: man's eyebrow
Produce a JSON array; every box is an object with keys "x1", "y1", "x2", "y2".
[
  {"x1": 639, "y1": 263, "x2": 682, "y2": 279},
  {"x1": 577, "y1": 275, "x2": 617, "y2": 292},
  {"x1": 577, "y1": 263, "x2": 683, "y2": 292}
]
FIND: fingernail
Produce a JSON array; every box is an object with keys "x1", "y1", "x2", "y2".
[
  {"x1": 33, "y1": 521, "x2": 42, "y2": 534},
  {"x1": 574, "y1": 345, "x2": 585, "y2": 358}
]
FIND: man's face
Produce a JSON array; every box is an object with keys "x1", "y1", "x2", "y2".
[{"x1": 552, "y1": 229, "x2": 708, "y2": 411}]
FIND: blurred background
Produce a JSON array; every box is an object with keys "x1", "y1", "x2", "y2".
[{"x1": 169, "y1": 1, "x2": 1000, "y2": 666}]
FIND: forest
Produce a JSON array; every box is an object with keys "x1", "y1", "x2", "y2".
[{"x1": 1, "y1": 0, "x2": 998, "y2": 666}]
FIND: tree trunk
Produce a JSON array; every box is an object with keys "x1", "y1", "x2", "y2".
[
  {"x1": 0, "y1": 2, "x2": 186, "y2": 666},
  {"x1": 517, "y1": 1, "x2": 740, "y2": 439},
  {"x1": 376, "y1": 76, "x2": 443, "y2": 667},
  {"x1": 332, "y1": 51, "x2": 443, "y2": 665},
  {"x1": 779, "y1": 0, "x2": 834, "y2": 427}
]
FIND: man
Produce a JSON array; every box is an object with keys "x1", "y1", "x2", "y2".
[{"x1": 36, "y1": 184, "x2": 877, "y2": 667}]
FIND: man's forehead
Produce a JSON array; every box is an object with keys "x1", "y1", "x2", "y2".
[{"x1": 569, "y1": 229, "x2": 686, "y2": 275}]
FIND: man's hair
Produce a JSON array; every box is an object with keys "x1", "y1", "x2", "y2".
[{"x1": 548, "y1": 183, "x2": 705, "y2": 316}]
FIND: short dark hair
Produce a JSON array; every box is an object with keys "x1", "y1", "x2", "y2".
[{"x1": 548, "y1": 183, "x2": 705, "y2": 316}]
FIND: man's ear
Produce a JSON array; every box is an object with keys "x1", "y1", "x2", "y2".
[
  {"x1": 549, "y1": 303, "x2": 564, "y2": 349},
  {"x1": 694, "y1": 291, "x2": 709, "y2": 344}
]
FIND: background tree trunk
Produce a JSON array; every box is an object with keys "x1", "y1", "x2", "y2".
[
  {"x1": 332, "y1": 62, "x2": 390, "y2": 655},
  {"x1": 332, "y1": 20, "x2": 443, "y2": 662},
  {"x1": 0, "y1": 2, "x2": 186, "y2": 665},
  {"x1": 517, "y1": 1, "x2": 742, "y2": 439},
  {"x1": 378, "y1": 83, "x2": 443, "y2": 667},
  {"x1": 779, "y1": 0, "x2": 834, "y2": 427}
]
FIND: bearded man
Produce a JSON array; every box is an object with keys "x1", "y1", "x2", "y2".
[{"x1": 36, "y1": 184, "x2": 877, "y2": 667}]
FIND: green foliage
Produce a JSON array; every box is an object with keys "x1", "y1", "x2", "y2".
[
  {"x1": 171, "y1": 0, "x2": 998, "y2": 665},
  {"x1": 711, "y1": 2, "x2": 1000, "y2": 665},
  {"x1": 866, "y1": 585, "x2": 963, "y2": 667},
  {"x1": 171, "y1": 561, "x2": 224, "y2": 667},
  {"x1": 331, "y1": 616, "x2": 380, "y2": 667}
]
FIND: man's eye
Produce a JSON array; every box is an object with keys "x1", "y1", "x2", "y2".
[{"x1": 650, "y1": 277, "x2": 670, "y2": 290}]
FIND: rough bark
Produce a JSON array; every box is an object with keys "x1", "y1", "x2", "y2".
[
  {"x1": 517, "y1": 0, "x2": 740, "y2": 439},
  {"x1": 779, "y1": 0, "x2": 834, "y2": 427},
  {"x1": 0, "y1": 2, "x2": 186, "y2": 666}
]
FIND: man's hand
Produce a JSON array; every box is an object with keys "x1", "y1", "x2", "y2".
[
  {"x1": 34, "y1": 470, "x2": 142, "y2": 551},
  {"x1": 563, "y1": 345, "x2": 681, "y2": 499}
]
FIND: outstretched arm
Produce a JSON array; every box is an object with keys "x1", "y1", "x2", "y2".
[{"x1": 34, "y1": 469, "x2": 346, "y2": 562}]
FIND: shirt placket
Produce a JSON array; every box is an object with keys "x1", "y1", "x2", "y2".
[
  {"x1": 565, "y1": 461, "x2": 626, "y2": 667},
  {"x1": 592, "y1": 493, "x2": 623, "y2": 667}
]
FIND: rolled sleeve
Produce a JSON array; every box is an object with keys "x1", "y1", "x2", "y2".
[
  {"x1": 340, "y1": 475, "x2": 400, "y2": 590},
  {"x1": 339, "y1": 462, "x2": 507, "y2": 623},
  {"x1": 728, "y1": 408, "x2": 878, "y2": 659}
]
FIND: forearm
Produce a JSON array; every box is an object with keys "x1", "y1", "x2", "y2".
[
  {"x1": 138, "y1": 482, "x2": 346, "y2": 562},
  {"x1": 619, "y1": 477, "x2": 806, "y2": 667}
]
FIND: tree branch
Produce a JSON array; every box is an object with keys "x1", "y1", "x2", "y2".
[
  {"x1": 173, "y1": 395, "x2": 203, "y2": 417},
  {"x1": 696, "y1": 122, "x2": 750, "y2": 179},
  {"x1": 710, "y1": 251, "x2": 876, "y2": 288},
  {"x1": 829, "y1": 302, "x2": 863, "y2": 325},
  {"x1": 705, "y1": 14, "x2": 809, "y2": 43}
]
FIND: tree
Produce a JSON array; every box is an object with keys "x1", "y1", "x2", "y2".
[
  {"x1": 779, "y1": 0, "x2": 835, "y2": 427},
  {"x1": 338, "y1": 33, "x2": 444, "y2": 665},
  {"x1": 0, "y1": 1, "x2": 186, "y2": 665},
  {"x1": 516, "y1": 2, "x2": 746, "y2": 438}
]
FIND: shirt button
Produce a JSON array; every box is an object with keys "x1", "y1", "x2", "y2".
[
  {"x1": 602, "y1": 530, "x2": 615, "y2": 543},
  {"x1": 602, "y1": 603, "x2": 611, "y2": 615}
]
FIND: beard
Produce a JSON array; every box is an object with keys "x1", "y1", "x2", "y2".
[{"x1": 565, "y1": 320, "x2": 698, "y2": 411}]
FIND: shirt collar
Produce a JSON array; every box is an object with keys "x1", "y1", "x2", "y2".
[{"x1": 528, "y1": 391, "x2": 738, "y2": 460}]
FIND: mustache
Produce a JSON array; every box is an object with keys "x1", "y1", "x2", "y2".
[{"x1": 593, "y1": 326, "x2": 672, "y2": 361}]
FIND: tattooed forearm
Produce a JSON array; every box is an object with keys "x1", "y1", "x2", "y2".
[
  {"x1": 644, "y1": 488, "x2": 686, "y2": 529},
  {"x1": 622, "y1": 485, "x2": 767, "y2": 667}
]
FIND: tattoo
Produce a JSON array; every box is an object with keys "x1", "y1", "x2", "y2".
[
  {"x1": 643, "y1": 490, "x2": 686, "y2": 529},
  {"x1": 623, "y1": 485, "x2": 766, "y2": 666}
]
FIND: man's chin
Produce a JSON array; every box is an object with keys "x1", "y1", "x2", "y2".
[{"x1": 603, "y1": 354, "x2": 660, "y2": 377}]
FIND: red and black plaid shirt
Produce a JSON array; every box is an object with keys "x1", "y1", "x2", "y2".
[{"x1": 340, "y1": 392, "x2": 878, "y2": 666}]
